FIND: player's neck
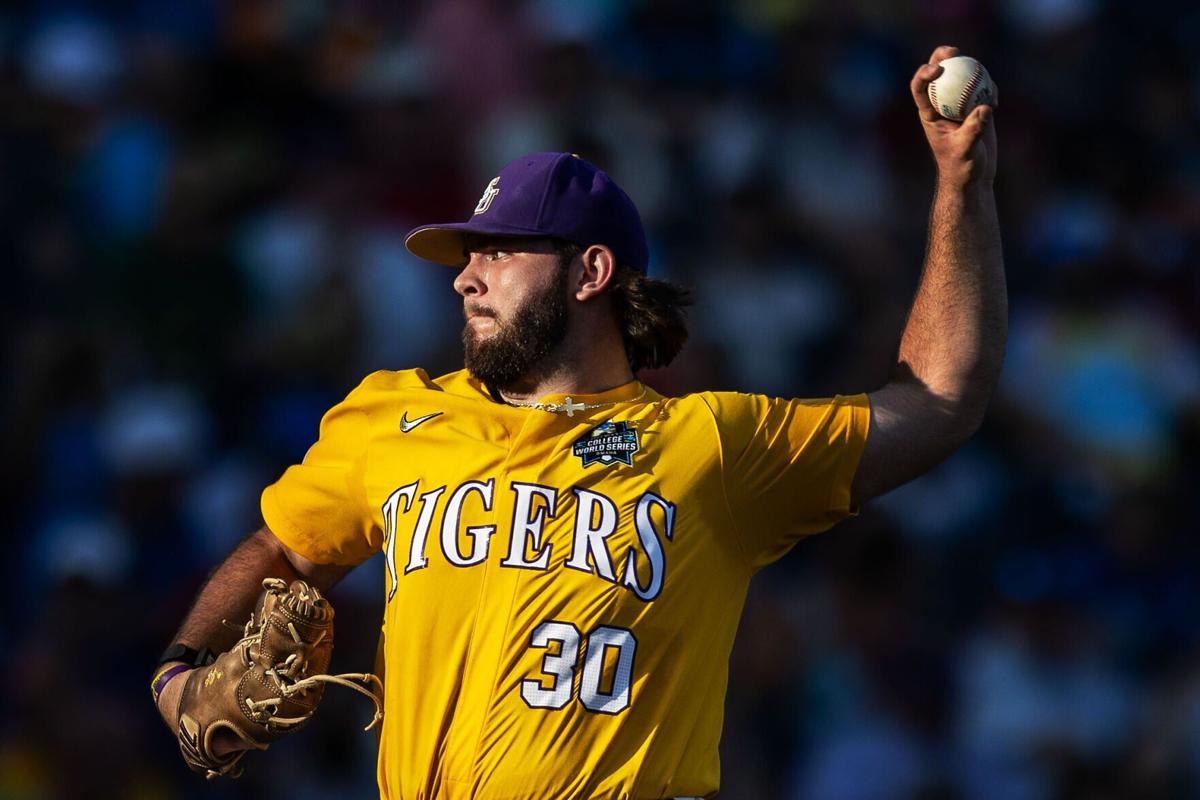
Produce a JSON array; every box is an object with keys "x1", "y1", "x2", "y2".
[{"x1": 496, "y1": 371, "x2": 636, "y2": 405}]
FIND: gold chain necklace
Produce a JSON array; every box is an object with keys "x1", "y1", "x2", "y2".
[{"x1": 505, "y1": 386, "x2": 649, "y2": 417}]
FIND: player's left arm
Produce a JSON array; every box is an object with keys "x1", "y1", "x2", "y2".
[{"x1": 850, "y1": 45, "x2": 1006, "y2": 507}]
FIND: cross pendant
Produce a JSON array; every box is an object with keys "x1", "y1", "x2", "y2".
[{"x1": 562, "y1": 397, "x2": 586, "y2": 417}]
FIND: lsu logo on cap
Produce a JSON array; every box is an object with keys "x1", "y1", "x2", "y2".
[
  {"x1": 573, "y1": 421, "x2": 640, "y2": 468},
  {"x1": 474, "y1": 177, "x2": 500, "y2": 214}
]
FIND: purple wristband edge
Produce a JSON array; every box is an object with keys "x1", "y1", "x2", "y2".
[{"x1": 151, "y1": 663, "x2": 191, "y2": 703}]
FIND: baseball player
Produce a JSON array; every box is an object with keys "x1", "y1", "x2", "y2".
[{"x1": 153, "y1": 46, "x2": 1003, "y2": 798}]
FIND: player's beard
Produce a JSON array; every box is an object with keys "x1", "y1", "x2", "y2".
[{"x1": 462, "y1": 263, "x2": 570, "y2": 391}]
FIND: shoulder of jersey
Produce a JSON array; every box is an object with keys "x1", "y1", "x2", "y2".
[
  {"x1": 352, "y1": 368, "x2": 436, "y2": 393},
  {"x1": 350, "y1": 368, "x2": 484, "y2": 400}
]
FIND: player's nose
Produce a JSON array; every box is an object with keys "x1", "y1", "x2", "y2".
[{"x1": 453, "y1": 254, "x2": 487, "y2": 298}]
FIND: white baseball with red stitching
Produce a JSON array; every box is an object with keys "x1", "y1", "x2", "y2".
[{"x1": 927, "y1": 56, "x2": 996, "y2": 121}]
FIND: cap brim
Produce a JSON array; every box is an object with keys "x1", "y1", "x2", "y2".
[{"x1": 404, "y1": 222, "x2": 552, "y2": 267}]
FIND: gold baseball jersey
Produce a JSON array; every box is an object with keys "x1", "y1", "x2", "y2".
[{"x1": 261, "y1": 368, "x2": 869, "y2": 799}]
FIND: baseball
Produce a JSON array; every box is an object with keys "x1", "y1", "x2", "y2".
[{"x1": 927, "y1": 55, "x2": 996, "y2": 121}]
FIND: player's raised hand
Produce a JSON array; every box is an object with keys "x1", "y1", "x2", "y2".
[{"x1": 910, "y1": 45, "x2": 997, "y2": 187}]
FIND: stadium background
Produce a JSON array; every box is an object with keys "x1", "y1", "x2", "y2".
[{"x1": 3, "y1": 1, "x2": 1198, "y2": 798}]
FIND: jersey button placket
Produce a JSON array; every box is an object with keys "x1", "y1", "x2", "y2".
[
  {"x1": 438, "y1": 412, "x2": 515, "y2": 783},
  {"x1": 461, "y1": 409, "x2": 565, "y2": 785}
]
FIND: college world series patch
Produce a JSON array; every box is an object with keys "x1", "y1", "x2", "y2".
[{"x1": 573, "y1": 421, "x2": 640, "y2": 468}]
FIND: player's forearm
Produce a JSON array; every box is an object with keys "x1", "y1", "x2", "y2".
[
  {"x1": 156, "y1": 532, "x2": 300, "y2": 730},
  {"x1": 172, "y1": 529, "x2": 304, "y2": 653},
  {"x1": 896, "y1": 180, "x2": 1006, "y2": 435}
]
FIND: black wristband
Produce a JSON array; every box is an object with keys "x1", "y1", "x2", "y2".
[{"x1": 158, "y1": 643, "x2": 215, "y2": 668}]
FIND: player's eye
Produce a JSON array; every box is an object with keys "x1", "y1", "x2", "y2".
[{"x1": 487, "y1": 250, "x2": 512, "y2": 261}]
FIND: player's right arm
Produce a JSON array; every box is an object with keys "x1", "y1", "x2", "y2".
[
  {"x1": 153, "y1": 526, "x2": 353, "y2": 750},
  {"x1": 849, "y1": 44, "x2": 1005, "y2": 507}
]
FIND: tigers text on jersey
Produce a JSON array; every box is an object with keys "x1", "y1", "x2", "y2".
[{"x1": 262, "y1": 369, "x2": 869, "y2": 799}]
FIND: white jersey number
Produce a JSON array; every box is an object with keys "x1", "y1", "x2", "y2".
[{"x1": 521, "y1": 620, "x2": 637, "y2": 715}]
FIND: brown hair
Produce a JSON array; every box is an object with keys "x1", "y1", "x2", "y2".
[{"x1": 556, "y1": 241, "x2": 693, "y2": 372}]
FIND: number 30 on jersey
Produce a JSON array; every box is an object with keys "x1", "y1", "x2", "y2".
[{"x1": 521, "y1": 620, "x2": 637, "y2": 715}]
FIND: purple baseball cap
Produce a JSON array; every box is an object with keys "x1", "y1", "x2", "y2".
[{"x1": 404, "y1": 152, "x2": 649, "y2": 273}]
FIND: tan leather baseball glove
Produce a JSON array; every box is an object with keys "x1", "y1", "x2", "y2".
[{"x1": 175, "y1": 578, "x2": 382, "y2": 779}]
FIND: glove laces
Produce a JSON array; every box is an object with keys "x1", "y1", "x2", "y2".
[{"x1": 233, "y1": 579, "x2": 384, "y2": 732}]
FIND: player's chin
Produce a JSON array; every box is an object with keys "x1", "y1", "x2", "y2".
[
  {"x1": 464, "y1": 316, "x2": 499, "y2": 340},
  {"x1": 462, "y1": 324, "x2": 496, "y2": 353}
]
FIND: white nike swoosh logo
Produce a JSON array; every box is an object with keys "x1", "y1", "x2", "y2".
[{"x1": 399, "y1": 411, "x2": 443, "y2": 433}]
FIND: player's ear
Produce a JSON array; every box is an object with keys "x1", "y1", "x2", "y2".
[{"x1": 574, "y1": 245, "x2": 616, "y2": 302}]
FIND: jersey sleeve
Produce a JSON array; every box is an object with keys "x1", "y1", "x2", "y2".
[
  {"x1": 701, "y1": 391, "x2": 871, "y2": 568},
  {"x1": 261, "y1": 377, "x2": 382, "y2": 566}
]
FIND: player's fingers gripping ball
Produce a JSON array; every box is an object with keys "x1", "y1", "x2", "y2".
[
  {"x1": 927, "y1": 56, "x2": 997, "y2": 121},
  {"x1": 175, "y1": 578, "x2": 383, "y2": 779}
]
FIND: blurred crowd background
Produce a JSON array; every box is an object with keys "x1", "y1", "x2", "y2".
[{"x1": 3, "y1": 0, "x2": 1199, "y2": 798}]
